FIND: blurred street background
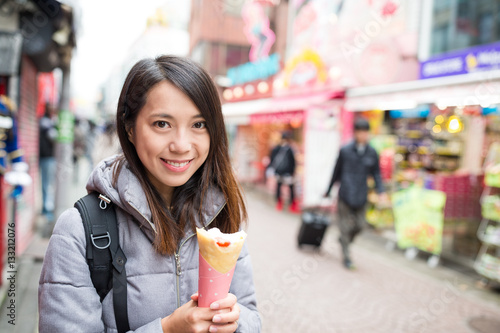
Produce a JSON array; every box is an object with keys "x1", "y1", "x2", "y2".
[{"x1": 1, "y1": 0, "x2": 500, "y2": 332}]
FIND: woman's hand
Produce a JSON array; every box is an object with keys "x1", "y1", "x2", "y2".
[{"x1": 161, "y1": 293, "x2": 240, "y2": 333}]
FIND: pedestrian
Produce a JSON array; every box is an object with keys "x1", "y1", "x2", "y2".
[
  {"x1": 84, "y1": 119, "x2": 97, "y2": 173},
  {"x1": 267, "y1": 131, "x2": 299, "y2": 213},
  {"x1": 38, "y1": 103, "x2": 57, "y2": 221},
  {"x1": 38, "y1": 56, "x2": 261, "y2": 332},
  {"x1": 92, "y1": 120, "x2": 121, "y2": 167},
  {"x1": 324, "y1": 118, "x2": 386, "y2": 269},
  {"x1": 72, "y1": 117, "x2": 87, "y2": 183}
]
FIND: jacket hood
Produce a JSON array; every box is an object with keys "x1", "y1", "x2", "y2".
[{"x1": 86, "y1": 155, "x2": 226, "y2": 240}]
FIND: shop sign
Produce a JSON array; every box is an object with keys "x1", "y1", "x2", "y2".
[
  {"x1": 0, "y1": 32, "x2": 22, "y2": 75},
  {"x1": 389, "y1": 105, "x2": 430, "y2": 118},
  {"x1": 283, "y1": 49, "x2": 327, "y2": 88},
  {"x1": 483, "y1": 106, "x2": 499, "y2": 115},
  {"x1": 37, "y1": 73, "x2": 58, "y2": 117},
  {"x1": 293, "y1": 0, "x2": 317, "y2": 37},
  {"x1": 420, "y1": 41, "x2": 500, "y2": 79},
  {"x1": 392, "y1": 187, "x2": 446, "y2": 255},
  {"x1": 57, "y1": 110, "x2": 74, "y2": 143},
  {"x1": 227, "y1": 53, "x2": 280, "y2": 86},
  {"x1": 253, "y1": 0, "x2": 280, "y2": 5},
  {"x1": 242, "y1": 2, "x2": 276, "y2": 62},
  {"x1": 250, "y1": 110, "x2": 304, "y2": 125}
]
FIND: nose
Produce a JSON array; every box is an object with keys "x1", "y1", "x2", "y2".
[{"x1": 169, "y1": 128, "x2": 192, "y2": 154}]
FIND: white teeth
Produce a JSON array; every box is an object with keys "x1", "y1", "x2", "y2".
[{"x1": 165, "y1": 160, "x2": 189, "y2": 167}]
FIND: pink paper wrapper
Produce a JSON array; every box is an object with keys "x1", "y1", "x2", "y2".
[{"x1": 198, "y1": 252, "x2": 236, "y2": 307}]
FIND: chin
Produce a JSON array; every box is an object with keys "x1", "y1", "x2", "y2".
[{"x1": 162, "y1": 177, "x2": 191, "y2": 188}]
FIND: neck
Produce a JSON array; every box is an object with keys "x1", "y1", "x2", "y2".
[
  {"x1": 146, "y1": 171, "x2": 174, "y2": 206},
  {"x1": 161, "y1": 187, "x2": 174, "y2": 207}
]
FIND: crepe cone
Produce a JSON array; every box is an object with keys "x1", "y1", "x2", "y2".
[
  {"x1": 197, "y1": 228, "x2": 246, "y2": 307},
  {"x1": 198, "y1": 253, "x2": 236, "y2": 307}
]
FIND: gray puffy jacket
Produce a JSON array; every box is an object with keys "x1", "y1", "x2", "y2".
[{"x1": 38, "y1": 156, "x2": 261, "y2": 332}]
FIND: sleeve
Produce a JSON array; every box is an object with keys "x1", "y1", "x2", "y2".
[
  {"x1": 268, "y1": 146, "x2": 277, "y2": 168},
  {"x1": 326, "y1": 149, "x2": 343, "y2": 196},
  {"x1": 229, "y1": 243, "x2": 262, "y2": 333},
  {"x1": 38, "y1": 208, "x2": 164, "y2": 333},
  {"x1": 371, "y1": 149, "x2": 385, "y2": 194},
  {"x1": 289, "y1": 147, "x2": 296, "y2": 175}
]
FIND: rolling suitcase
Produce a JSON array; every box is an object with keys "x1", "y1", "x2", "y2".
[{"x1": 297, "y1": 209, "x2": 331, "y2": 248}]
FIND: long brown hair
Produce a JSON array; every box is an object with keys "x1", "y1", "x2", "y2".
[{"x1": 113, "y1": 55, "x2": 247, "y2": 255}]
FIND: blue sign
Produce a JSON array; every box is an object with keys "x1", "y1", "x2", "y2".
[
  {"x1": 483, "y1": 106, "x2": 499, "y2": 115},
  {"x1": 227, "y1": 53, "x2": 280, "y2": 86},
  {"x1": 390, "y1": 105, "x2": 430, "y2": 118},
  {"x1": 420, "y1": 42, "x2": 500, "y2": 79}
]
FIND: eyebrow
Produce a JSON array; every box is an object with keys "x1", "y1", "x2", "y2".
[{"x1": 149, "y1": 113, "x2": 205, "y2": 120}]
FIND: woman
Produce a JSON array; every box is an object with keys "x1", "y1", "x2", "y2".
[{"x1": 38, "y1": 56, "x2": 261, "y2": 332}]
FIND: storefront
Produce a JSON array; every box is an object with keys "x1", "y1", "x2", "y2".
[
  {"x1": 345, "y1": 42, "x2": 500, "y2": 265},
  {"x1": 224, "y1": 90, "x2": 345, "y2": 207}
]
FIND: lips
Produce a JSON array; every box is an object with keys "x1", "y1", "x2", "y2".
[{"x1": 160, "y1": 158, "x2": 193, "y2": 172}]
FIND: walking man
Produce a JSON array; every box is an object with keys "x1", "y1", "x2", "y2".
[
  {"x1": 268, "y1": 131, "x2": 299, "y2": 213},
  {"x1": 324, "y1": 118, "x2": 386, "y2": 269}
]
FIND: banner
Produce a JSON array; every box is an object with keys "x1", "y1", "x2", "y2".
[
  {"x1": 57, "y1": 110, "x2": 74, "y2": 143},
  {"x1": 391, "y1": 187, "x2": 446, "y2": 255},
  {"x1": 420, "y1": 41, "x2": 500, "y2": 79}
]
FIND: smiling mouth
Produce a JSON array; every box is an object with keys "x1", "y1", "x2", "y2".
[{"x1": 161, "y1": 159, "x2": 193, "y2": 167}]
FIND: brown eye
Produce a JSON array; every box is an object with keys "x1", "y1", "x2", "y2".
[
  {"x1": 193, "y1": 121, "x2": 207, "y2": 129},
  {"x1": 154, "y1": 121, "x2": 170, "y2": 128}
]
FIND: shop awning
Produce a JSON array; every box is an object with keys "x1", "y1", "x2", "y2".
[
  {"x1": 222, "y1": 98, "x2": 273, "y2": 117},
  {"x1": 266, "y1": 90, "x2": 343, "y2": 112},
  {"x1": 222, "y1": 90, "x2": 342, "y2": 120},
  {"x1": 345, "y1": 69, "x2": 500, "y2": 111}
]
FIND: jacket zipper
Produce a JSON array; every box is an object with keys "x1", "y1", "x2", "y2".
[
  {"x1": 174, "y1": 202, "x2": 226, "y2": 308},
  {"x1": 130, "y1": 203, "x2": 157, "y2": 234}
]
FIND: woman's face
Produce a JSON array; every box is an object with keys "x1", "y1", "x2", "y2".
[{"x1": 130, "y1": 80, "x2": 210, "y2": 197}]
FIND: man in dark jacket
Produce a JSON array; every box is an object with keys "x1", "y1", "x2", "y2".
[
  {"x1": 39, "y1": 104, "x2": 57, "y2": 221},
  {"x1": 268, "y1": 131, "x2": 299, "y2": 213},
  {"x1": 324, "y1": 118, "x2": 385, "y2": 269}
]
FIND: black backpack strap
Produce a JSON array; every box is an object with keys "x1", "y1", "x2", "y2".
[
  {"x1": 75, "y1": 192, "x2": 130, "y2": 333},
  {"x1": 107, "y1": 202, "x2": 130, "y2": 333}
]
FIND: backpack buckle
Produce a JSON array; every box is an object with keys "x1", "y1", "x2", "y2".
[
  {"x1": 91, "y1": 232, "x2": 111, "y2": 250},
  {"x1": 98, "y1": 194, "x2": 111, "y2": 210}
]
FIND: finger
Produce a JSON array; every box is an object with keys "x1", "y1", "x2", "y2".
[
  {"x1": 191, "y1": 292, "x2": 198, "y2": 302},
  {"x1": 209, "y1": 322, "x2": 238, "y2": 333},
  {"x1": 191, "y1": 307, "x2": 223, "y2": 322},
  {"x1": 214, "y1": 308, "x2": 231, "y2": 315},
  {"x1": 212, "y1": 303, "x2": 240, "y2": 324},
  {"x1": 210, "y1": 293, "x2": 237, "y2": 310}
]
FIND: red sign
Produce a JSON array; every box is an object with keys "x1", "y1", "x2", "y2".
[
  {"x1": 37, "y1": 72, "x2": 57, "y2": 117},
  {"x1": 250, "y1": 110, "x2": 304, "y2": 125}
]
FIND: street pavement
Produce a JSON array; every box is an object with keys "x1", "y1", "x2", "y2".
[
  {"x1": 245, "y1": 189, "x2": 500, "y2": 333},
  {"x1": 2, "y1": 165, "x2": 500, "y2": 332}
]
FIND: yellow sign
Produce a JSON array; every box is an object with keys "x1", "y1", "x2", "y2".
[{"x1": 283, "y1": 49, "x2": 327, "y2": 88}]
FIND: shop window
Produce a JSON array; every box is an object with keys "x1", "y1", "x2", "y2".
[
  {"x1": 210, "y1": 43, "x2": 221, "y2": 74},
  {"x1": 479, "y1": 13, "x2": 494, "y2": 45},
  {"x1": 430, "y1": 0, "x2": 500, "y2": 55},
  {"x1": 224, "y1": 0, "x2": 244, "y2": 16},
  {"x1": 434, "y1": 0, "x2": 453, "y2": 11},
  {"x1": 191, "y1": 42, "x2": 207, "y2": 67},
  {"x1": 226, "y1": 45, "x2": 250, "y2": 69},
  {"x1": 431, "y1": 25, "x2": 448, "y2": 56}
]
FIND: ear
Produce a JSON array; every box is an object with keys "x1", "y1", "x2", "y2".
[{"x1": 127, "y1": 127, "x2": 134, "y2": 145}]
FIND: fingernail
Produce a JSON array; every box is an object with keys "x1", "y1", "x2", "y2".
[
  {"x1": 213, "y1": 315, "x2": 221, "y2": 323},
  {"x1": 209, "y1": 326, "x2": 218, "y2": 332},
  {"x1": 210, "y1": 302, "x2": 220, "y2": 310}
]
